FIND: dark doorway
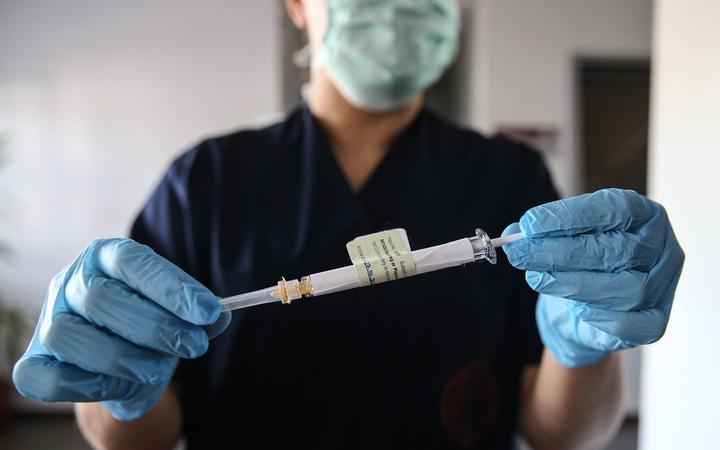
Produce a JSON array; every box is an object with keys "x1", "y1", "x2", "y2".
[{"x1": 579, "y1": 59, "x2": 651, "y2": 194}]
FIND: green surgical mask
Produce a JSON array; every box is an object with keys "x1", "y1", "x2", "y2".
[{"x1": 315, "y1": 0, "x2": 461, "y2": 112}]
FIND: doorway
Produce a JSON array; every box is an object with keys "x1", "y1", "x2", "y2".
[{"x1": 579, "y1": 59, "x2": 651, "y2": 194}]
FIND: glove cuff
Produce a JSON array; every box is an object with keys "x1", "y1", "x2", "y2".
[{"x1": 101, "y1": 377, "x2": 171, "y2": 421}]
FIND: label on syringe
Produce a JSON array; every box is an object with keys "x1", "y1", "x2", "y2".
[{"x1": 346, "y1": 229, "x2": 417, "y2": 286}]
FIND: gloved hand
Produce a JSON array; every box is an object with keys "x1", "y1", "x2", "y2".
[
  {"x1": 12, "y1": 239, "x2": 231, "y2": 420},
  {"x1": 502, "y1": 189, "x2": 684, "y2": 368}
]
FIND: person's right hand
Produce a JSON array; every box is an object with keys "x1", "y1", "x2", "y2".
[{"x1": 12, "y1": 239, "x2": 231, "y2": 420}]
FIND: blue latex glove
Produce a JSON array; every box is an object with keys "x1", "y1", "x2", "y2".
[
  {"x1": 502, "y1": 189, "x2": 684, "y2": 368},
  {"x1": 12, "y1": 239, "x2": 231, "y2": 420}
]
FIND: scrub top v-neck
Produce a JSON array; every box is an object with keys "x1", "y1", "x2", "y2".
[{"x1": 130, "y1": 104, "x2": 558, "y2": 450}]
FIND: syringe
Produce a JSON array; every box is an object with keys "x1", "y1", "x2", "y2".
[{"x1": 219, "y1": 229, "x2": 524, "y2": 311}]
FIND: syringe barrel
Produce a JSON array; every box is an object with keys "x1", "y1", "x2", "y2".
[{"x1": 308, "y1": 238, "x2": 477, "y2": 296}]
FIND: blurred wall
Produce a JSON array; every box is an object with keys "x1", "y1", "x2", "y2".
[
  {"x1": 641, "y1": 1, "x2": 720, "y2": 448},
  {"x1": 468, "y1": 0, "x2": 654, "y2": 197},
  {"x1": 0, "y1": 0, "x2": 282, "y2": 316}
]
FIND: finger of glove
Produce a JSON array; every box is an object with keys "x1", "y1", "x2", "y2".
[
  {"x1": 499, "y1": 223, "x2": 523, "y2": 262},
  {"x1": 65, "y1": 275, "x2": 209, "y2": 358},
  {"x1": 536, "y1": 294, "x2": 624, "y2": 367},
  {"x1": 520, "y1": 189, "x2": 657, "y2": 238},
  {"x1": 92, "y1": 239, "x2": 220, "y2": 325},
  {"x1": 538, "y1": 297, "x2": 632, "y2": 354},
  {"x1": 526, "y1": 270, "x2": 650, "y2": 311},
  {"x1": 576, "y1": 306, "x2": 669, "y2": 345},
  {"x1": 12, "y1": 354, "x2": 135, "y2": 403},
  {"x1": 504, "y1": 231, "x2": 658, "y2": 272},
  {"x1": 566, "y1": 309, "x2": 636, "y2": 352},
  {"x1": 647, "y1": 210, "x2": 685, "y2": 304},
  {"x1": 40, "y1": 312, "x2": 176, "y2": 385},
  {"x1": 639, "y1": 222, "x2": 685, "y2": 314},
  {"x1": 204, "y1": 311, "x2": 232, "y2": 340}
]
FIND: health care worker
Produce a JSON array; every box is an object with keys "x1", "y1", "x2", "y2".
[{"x1": 13, "y1": 1, "x2": 684, "y2": 449}]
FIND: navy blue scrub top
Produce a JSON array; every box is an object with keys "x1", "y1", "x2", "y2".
[{"x1": 130, "y1": 104, "x2": 558, "y2": 449}]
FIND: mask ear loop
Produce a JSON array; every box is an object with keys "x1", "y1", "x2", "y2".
[
  {"x1": 292, "y1": 42, "x2": 314, "y2": 104},
  {"x1": 300, "y1": 1, "x2": 335, "y2": 102},
  {"x1": 293, "y1": 43, "x2": 312, "y2": 70},
  {"x1": 296, "y1": 36, "x2": 329, "y2": 104}
]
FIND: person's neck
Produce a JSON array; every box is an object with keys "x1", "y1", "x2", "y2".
[{"x1": 306, "y1": 69, "x2": 423, "y2": 191}]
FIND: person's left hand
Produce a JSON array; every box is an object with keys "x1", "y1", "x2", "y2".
[{"x1": 502, "y1": 188, "x2": 684, "y2": 368}]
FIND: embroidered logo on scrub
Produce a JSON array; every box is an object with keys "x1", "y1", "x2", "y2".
[{"x1": 346, "y1": 228, "x2": 417, "y2": 286}]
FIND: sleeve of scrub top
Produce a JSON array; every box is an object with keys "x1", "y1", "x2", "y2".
[
  {"x1": 505, "y1": 145, "x2": 559, "y2": 367},
  {"x1": 130, "y1": 145, "x2": 213, "y2": 277}
]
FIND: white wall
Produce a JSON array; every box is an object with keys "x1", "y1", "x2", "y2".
[
  {"x1": 0, "y1": 1, "x2": 282, "y2": 317},
  {"x1": 469, "y1": 0, "x2": 654, "y2": 197},
  {"x1": 640, "y1": 1, "x2": 720, "y2": 448}
]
